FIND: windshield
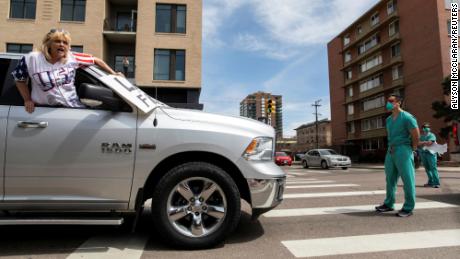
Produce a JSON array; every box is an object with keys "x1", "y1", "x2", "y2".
[
  {"x1": 276, "y1": 152, "x2": 288, "y2": 156},
  {"x1": 319, "y1": 150, "x2": 338, "y2": 155}
]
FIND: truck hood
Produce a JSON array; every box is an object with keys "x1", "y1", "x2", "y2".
[{"x1": 159, "y1": 107, "x2": 275, "y2": 137}]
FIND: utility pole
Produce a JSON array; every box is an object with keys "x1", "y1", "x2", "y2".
[{"x1": 312, "y1": 100, "x2": 322, "y2": 149}]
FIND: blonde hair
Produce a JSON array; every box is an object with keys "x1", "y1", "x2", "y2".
[{"x1": 40, "y1": 29, "x2": 72, "y2": 63}]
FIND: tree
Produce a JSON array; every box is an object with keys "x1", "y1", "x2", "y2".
[{"x1": 431, "y1": 76, "x2": 460, "y2": 138}]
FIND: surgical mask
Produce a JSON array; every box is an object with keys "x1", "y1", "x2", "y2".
[
  {"x1": 386, "y1": 102, "x2": 394, "y2": 111},
  {"x1": 423, "y1": 127, "x2": 430, "y2": 133}
]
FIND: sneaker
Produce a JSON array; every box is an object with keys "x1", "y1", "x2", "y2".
[
  {"x1": 375, "y1": 204, "x2": 394, "y2": 212},
  {"x1": 396, "y1": 210, "x2": 413, "y2": 217},
  {"x1": 432, "y1": 184, "x2": 441, "y2": 188}
]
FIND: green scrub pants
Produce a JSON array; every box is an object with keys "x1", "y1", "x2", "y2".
[
  {"x1": 384, "y1": 145, "x2": 416, "y2": 212},
  {"x1": 420, "y1": 151, "x2": 440, "y2": 185}
]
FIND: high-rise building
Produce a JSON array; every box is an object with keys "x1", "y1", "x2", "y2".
[
  {"x1": 0, "y1": 0, "x2": 202, "y2": 109},
  {"x1": 328, "y1": 0, "x2": 454, "y2": 160},
  {"x1": 240, "y1": 91, "x2": 283, "y2": 138}
]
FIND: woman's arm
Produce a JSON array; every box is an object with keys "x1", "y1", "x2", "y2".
[
  {"x1": 16, "y1": 81, "x2": 35, "y2": 113},
  {"x1": 94, "y1": 57, "x2": 124, "y2": 77}
]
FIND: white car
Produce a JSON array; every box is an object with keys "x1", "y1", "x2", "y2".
[{"x1": 302, "y1": 149, "x2": 351, "y2": 170}]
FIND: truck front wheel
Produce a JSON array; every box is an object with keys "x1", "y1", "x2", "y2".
[{"x1": 151, "y1": 162, "x2": 241, "y2": 249}]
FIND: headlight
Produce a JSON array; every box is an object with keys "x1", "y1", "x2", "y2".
[{"x1": 242, "y1": 137, "x2": 273, "y2": 161}]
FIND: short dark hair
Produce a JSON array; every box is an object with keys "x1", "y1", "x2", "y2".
[{"x1": 389, "y1": 94, "x2": 403, "y2": 105}]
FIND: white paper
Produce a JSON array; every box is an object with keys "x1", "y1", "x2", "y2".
[{"x1": 423, "y1": 143, "x2": 448, "y2": 155}]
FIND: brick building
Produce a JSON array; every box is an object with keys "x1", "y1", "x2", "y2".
[
  {"x1": 328, "y1": 0, "x2": 455, "y2": 161},
  {"x1": 0, "y1": 0, "x2": 202, "y2": 109}
]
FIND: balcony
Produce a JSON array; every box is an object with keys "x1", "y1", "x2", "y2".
[
  {"x1": 344, "y1": 78, "x2": 404, "y2": 104},
  {"x1": 344, "y1": 56, "x2": 403, "y2": 87},
  {"x1": 360, "y1": 128, "x2": 387, "y2": 139},
  {"x1": 103, "y1": 1, "x2": 137, "y2": 44},
  {"x1": 341, "y1": 33, "x2": 401, "y2": 71},
  {"x1": 341, "y1": 11, "x2": 399, "y2": 53}
]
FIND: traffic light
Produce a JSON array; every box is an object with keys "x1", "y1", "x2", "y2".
[{"x1": 266, "y1": 99, "x2": 276, "y2": 114}]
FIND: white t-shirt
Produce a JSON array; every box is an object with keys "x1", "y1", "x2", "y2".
[{"x1": 12, "y1": 51, "x2": 95, "y2": 107}]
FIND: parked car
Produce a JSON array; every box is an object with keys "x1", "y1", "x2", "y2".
[
  {"x1": 275, "y1": 151, "x2": 292, "y2": 166},
  {"x1": 302, "y1": 149, "x2": 351, "y2": 169},
  {"x1": 0, "y1": 53, "x2": 286, "y2": 249}
]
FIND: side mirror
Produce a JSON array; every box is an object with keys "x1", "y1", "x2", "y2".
[{"x1": 79, "y1": 83, "x2": 122, "y2": 111}]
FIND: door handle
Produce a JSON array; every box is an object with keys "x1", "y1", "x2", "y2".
[{"x1": 17, "y1": 121, "x2": 48, "y2": 128}]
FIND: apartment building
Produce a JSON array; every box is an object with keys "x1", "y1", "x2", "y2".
[
  {"x1": 240, "y1": 91, "x2": 283, "y2": 139},
  {"x1": 294, "y1": 119, "x2": 332, "y2": 152},
  {"x1": 0, "y1": 0, "x2": 202, "y2": 109},
  {"x1": 328, "y1": 0, "x2": 454, "y2": 160}
]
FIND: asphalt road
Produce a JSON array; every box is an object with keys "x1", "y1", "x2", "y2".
[{"x1": 0, "y1": 165, "x2": 459, "y2": 258}]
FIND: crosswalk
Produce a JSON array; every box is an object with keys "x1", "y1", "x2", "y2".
[{"x1": 273, "y1": 167, "x2": 460, "y2": 258}]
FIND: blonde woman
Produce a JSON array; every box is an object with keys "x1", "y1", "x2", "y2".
[{"x1": 12, "y1": 28, "x2": 122, "y2": 113}]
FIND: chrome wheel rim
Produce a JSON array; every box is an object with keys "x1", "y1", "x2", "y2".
[{"x1": 166, "y1": 177, "x2": 227, "y2": 238}]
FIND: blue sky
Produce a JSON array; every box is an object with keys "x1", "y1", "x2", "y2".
[{"x1": 200, "y1": 0, "x2": 379, "y2": 137}]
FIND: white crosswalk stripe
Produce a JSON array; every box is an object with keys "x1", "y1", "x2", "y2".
[
  {"x1": 284, "y1": 190, "x2": 386, "y2": 199},
  {"x1": 265, "y1": 201, "x2": 457, "y2": 217},
  {"x1": 282, "y1": 229, "x2": 460, "y2": 258},
  {"x1": 286, "y1": 184, "x2": 359, "y2": 189}
]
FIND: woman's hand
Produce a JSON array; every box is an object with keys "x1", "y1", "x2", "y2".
[
  {"x1": 114, "y1": 72, "x2": 125, "y2": 77},
  {"x1": 24, "y1": 100, "x2": 35, "y2": 113}
]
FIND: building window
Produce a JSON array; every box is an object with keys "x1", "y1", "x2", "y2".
[
  {"x1": 345, "y1": 69, "x2": 353, "y2": 80},
  {"x1": 348, "y1": 86, "x2": 354, "y2": 97},
  {"x1": 71, "y1": 45, "x2": 83, "y2": 53},
  {"x1": 347, "y1": 104, "x2": 354, "y2": 115},
  {"x1": 360, "y1": 74, "x2": 383, "y2": 92},
  {"x1": 115, "y1": 56, "x2": 135, "y2": 78},
  {"x1": 362, "y1": 138, "x2": 383, "y2": 150},
  {"x1": 10, "y1": 0, "x2": 36, "y2": 19},
  {"x1": 387, "y1": 0, "x2": 396, "y2": 15},
  {"x1": 343, "y1": 35, "x2": 350, "y2": 46},
  {"x1": 348, "y1": 122, "x2": 355, "y2": 133},
  {"x1": 362, "y1": 95, "x2": 385, "y2": 111},
  {"x1": 357, "y1": 25, "x2": 363, "y2": 35},
  {"x1": 154, "y1": 49, "x2": 185, "y2": 81},
  {"x1": 391, "y1": 43, "x2": 401, "y2": 57},
  {"x1": 392, "y1": 65, "x2": 403, "y2": 80},
  {"x1": 6, "y1": 43, "x2": 33, "y2": 53},
  {"x1": 389, "y1": 20, "x2": 399, "y2": 36},
  {"x1": 370, "y1": 12, "x2": 380, "y2": 26},
  {"x1": 344, "y1": 52, "x2": 352, "y2": 63},
  {"x1": 358, "y1": 34, "x2": 380, "y2": 55},
  {"x1": 361, "y1": 117, "x2": 385, "y2": 131},
  {"x1": 61, "y1": 0, "x2": 86, "y2": 22},
  {"x1": 360, "y1": 55, "x2": 382, "y2": 73},
  {"x1": 156, "y1": 4, "x2": 186, "y2": 33}
]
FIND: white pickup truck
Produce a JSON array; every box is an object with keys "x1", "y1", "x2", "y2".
[{"x1": 0, "y1": 53, "x2": 285, "y2": 248}]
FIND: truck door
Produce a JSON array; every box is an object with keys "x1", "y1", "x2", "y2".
[
  {"x1": 3, "y1": 68, "x2": 138, "y2": 210},
  {"x1": 0, "y1": 106, "x2": 7, "y2": 201}
]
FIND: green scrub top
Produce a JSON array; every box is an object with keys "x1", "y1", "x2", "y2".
[{"x1": 386, "y1": 111, "x2": 418, "y2": 146}]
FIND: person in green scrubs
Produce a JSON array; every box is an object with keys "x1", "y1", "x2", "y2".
[
  {"x1": 419, "y1": 122, "x2": 441, "y2": 188},
  {"x1": 375, "y1": 95, "x2": 420, "y2": 217}
]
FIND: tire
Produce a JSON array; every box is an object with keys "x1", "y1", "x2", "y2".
[
  {"x1": 321, "y1": 160, "x2": 329, "y2": 169},
  {"x1": 151, "y1": 162, "x2": 241, "y2": 249},
  {"x1": 302, "y1": 160, "x2": 309, "y2": 168},
  {"x1": 342, "y1": 167, "x2": 348, "y2": 170}
]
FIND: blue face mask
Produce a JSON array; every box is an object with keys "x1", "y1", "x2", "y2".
[{"x1": 386, "y1": 102, "x2": 394, "y2": 111}]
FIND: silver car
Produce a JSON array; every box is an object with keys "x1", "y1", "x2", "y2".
[
  {"x1": 302, "y1": 149, "x2": 351, "y2": 170},
  {"x1": 0, "y1": 53, "x2": 285, "y2": 249}
]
